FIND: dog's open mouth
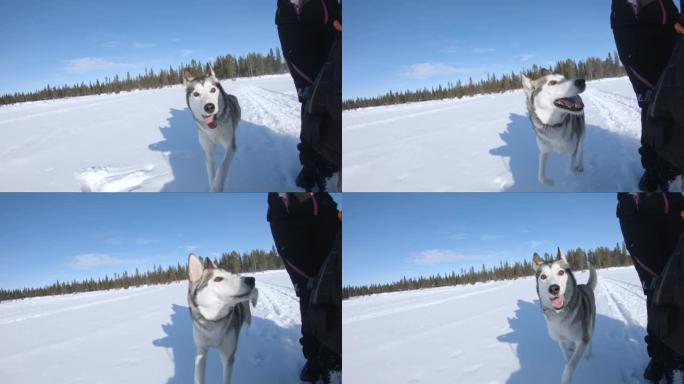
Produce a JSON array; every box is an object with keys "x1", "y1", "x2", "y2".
[
  {"x1": 550, "y1": 294, "x2": 565, "y2": 310},
  {"x1": 202, "y1": 114, "x2": 217, "y2": 129},
  {"x1": 554, "y1": 96, "x2": 584, "y2": 112}
]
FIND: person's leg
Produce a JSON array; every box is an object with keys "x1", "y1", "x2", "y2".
[{"x1": 618, "y1": 194, "x2": 684, "y2": 380}]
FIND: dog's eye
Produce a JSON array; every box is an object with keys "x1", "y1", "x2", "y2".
[
  {"x1": 540, "y1": 274, "x2": 547, "y2": 280},
  {"x1": 548, "y1": 81, "x2": 558, "y2": 86},
  {"x1": 558, "y1": 270, "x2": 565, "y2": 276},
  {"x1": 213, "y1": 277, "x2": 224, "y2": 282},
  {"x1": 210, "y1": 88, "x2": 216, "y2": 93},
  {"x1": 193, "y1": 92, "x2": 200, "y2": 97}
]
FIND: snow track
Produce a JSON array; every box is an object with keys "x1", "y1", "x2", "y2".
[
  {"x1": 0, "y1": 75, "x2": 316, "y2": 192},
  {"x1": 343, "y1": 267, "x2": 652, "y2": 384},
  {"x1": 0, "y1": 270, "x2": 305, "y2": 384}
]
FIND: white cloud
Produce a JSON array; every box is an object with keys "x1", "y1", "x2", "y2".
[
  {"x1": 403, "y1": 62, "x2": 460, "y2": 80},
  {"x1": 472, "y1": 47, "x2": 495, "y2": 54},
  {"x1": 184, "y1": 245, "x2": 201, "y2": 253},
  {"x1": 481, "y1": 234, "x2": 504, "y2": 241},
  {"x1": 180, "y1": 49, "x2": 196, "y2": 57},
  {"x1": 518, "y1": 53, "x2": 535, "y2": 61},
  {"x1": 528, "y1": 240, "x2": 544, "y2": 249},
  {"x1": 63, "y1": 57, "x2": 135, "y2": 74},
  {"x1": 67, "y1": 254, "x2": 142, "y2": 270},
  {"x1": 450, "y1": 233, "x2": 468, "y2": 241},
  {"x1": 135, "y1": 237, "x2": 159, "y2": 245},
  {"x1": 410, "y1": 249, "x2": 471, "y2": 266},
  {"x1": 101, "y1": 41, "x2": 119, "y2": 48},
  {"x1": 131, "y1": 42, "x2": 156, "y2": 49}
]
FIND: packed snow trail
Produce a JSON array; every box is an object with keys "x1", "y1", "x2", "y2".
[
  {"x1": 0, "y1": 270, "x2": 306, "y2": 384},
  {"x1": 343, "y1": 267, "x2": 651, "y2": 384},
  {"x1": 0, "y1": 75, "x2": 312, "y2": 192},
  {"x1": 343, "y1": 77, "x2": 683, "y2": 192}
]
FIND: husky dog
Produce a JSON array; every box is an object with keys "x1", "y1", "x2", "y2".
[
  {"x1": 533, "y1": 248, "x2": 597, "y2": 384},
  {"x1": 187, "y1": 254, "x2": 258, "y2": 384},
  {"x1": 183, "y1": 66, "x2": 241, "y2": 192},
  {"x1": 522, "y1": 71, "x2": 587, "y2": 186}
]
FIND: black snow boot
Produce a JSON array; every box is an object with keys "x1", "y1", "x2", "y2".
[
  {"x1": 639, "y1": 168, "x2": 668, "y2": 192},
  {"x1": 665, "y1": 368, "x2": 684, "y2": 384},
  {"x1": 645, "y1": 359, "x2": 665, "y2": 382},
  {"x1": 319, "y1": 368, "x2": 331, "y2": 384},
  {"x1": 296, "y1": 166, "x2": 318, "y2": 192},
  {"x1": 300, "y1": 359, "x2": 321, "y2": 383},
  {"x1": 665, "y1": 358, "x2": 684, "y2": 384}
]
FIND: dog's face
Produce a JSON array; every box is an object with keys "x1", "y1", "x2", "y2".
[
  {"x1": 188, "y1": 254, "x2": 256, "y2": 320},
  {"x1": 183, "y1": 66, "x2": 222, "y2": 129},
  {"x1": 533, "y1": 249, "x2": 571, "y2": 312},
  {"x1": 522, "y1": 72, "x2": 586, "y2": 124}
]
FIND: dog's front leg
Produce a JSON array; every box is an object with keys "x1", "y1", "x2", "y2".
[
  {"x1": 219, "y1": 349, "x2": 236, "y2": 384},
  {"x1": 211, "y1": 144, "x2": 235, "y2": 193},
  {"x1": 572, "y1": 137, "x2": 584, "y2": 173},
  {"x1": 194, "y1": 348, "x2": 208, "y2": 384},
  {"x1": 558, "y1": 342, "x2": 571, "y2": 362},
  {"x1": 561, "y1": 341, "x2": 587, "y2": 384},
  {"x1": 199, "y1": 132, "x2": 216, "y2": 191},
  {"x1": 538, "y1": 151, "x2": 554, "y2": 186}
]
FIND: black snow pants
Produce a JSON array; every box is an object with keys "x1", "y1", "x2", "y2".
[
  {"x1": 611, "y1": 0, "x2": 681, "y2": 174},
  {"x1": 276, "y1": 0, "x2": 340, "y2": 174},
  {"x1": 617, "y1": 192, "x2": 684, "y2": 367},
  {"x1": 267, "y1": 192, "x2": 341, "y2": 364}
]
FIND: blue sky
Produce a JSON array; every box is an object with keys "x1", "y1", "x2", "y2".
[
  {"x1": 343, "y1": 193, "x2": 625, "y2": 286},
  {"x1": 344, "y1": 0, "x2": 661, "y2": 99},
  {"x1": 0, "y1": 193, "x2": 341, "y2": 290},
  {"x1": 0, "y1": 0, "x2": 281, "y2": 95}
]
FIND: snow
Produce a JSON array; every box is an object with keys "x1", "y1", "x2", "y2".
[
  {"x1": 343, "y1": 77, "x2": 684, "y2": 192},
  {"x1": 0, "y1": 75, "x2": 338, "y2": 192},
  {"x1": 0, "y1": 270, "x2": 308, "y2": 384},
  {"x1": 343, "y1": 267, "x2": 651, "y2": 384}
]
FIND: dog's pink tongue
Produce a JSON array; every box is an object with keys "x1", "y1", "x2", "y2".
[
  {"x1": 551, "y1": 294, "x2": 565, "y2": 309},
  {"x1": 204, "y1": 115, "x2": 217, "y2": 129}
]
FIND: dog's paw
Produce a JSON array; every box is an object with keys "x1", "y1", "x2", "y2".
[
  {"x1": 209, "y1": 184, "x2": 223, "y2": 193},
  {"x1": 539, "y1": 177, "x2": 555, "y2": 186},
  {"x1": 574, "y1": 164, "x2": 584, "y2": 173}
]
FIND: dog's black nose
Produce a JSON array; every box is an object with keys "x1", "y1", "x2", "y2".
[
  {"x1": 575, "y1": 79, "x2": 586, "y2": 89},
  {"x1": 549, "y1": 284, "x2": 560, "y2": 295},
  {"x1": 204, "y1": 103, "x2": 215, "y2": 113},
  {"x1": 243, "y1": 277, "x2": 255, "y2": 288}
]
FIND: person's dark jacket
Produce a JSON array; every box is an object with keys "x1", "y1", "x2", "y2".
[{"x1": 611, "y1": 0, "x2": 681, "y2": 29}]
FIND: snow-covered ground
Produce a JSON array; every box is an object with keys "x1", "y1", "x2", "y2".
[
  {"x1": 343, "y1": 267, "x2": 651, "y2": 384},
  {"x1": 343, "y1": 77, "x2": 683, "y2": 192},
  {"x1": 0, "y1": 75, "x2": 320, "y2": 192},
  {"x1": 0, "y1": 270, "x2": 307, "y2": 384}
]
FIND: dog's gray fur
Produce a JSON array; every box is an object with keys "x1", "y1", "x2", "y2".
[
  {"x1": 533, "y1": 248, "x2": 597, "y2": 384},
  {"x1": 522, "y1": 71, "x2": 587, "y2": 186},
  {"x1": 183, "y1": 66, "x2": 241, "y2": 192},
  {"x1": 187, "y1": 254, "x2": 257, "y2": 384}
]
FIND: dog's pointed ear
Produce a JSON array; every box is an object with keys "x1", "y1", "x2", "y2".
[
  {"x1": 188, "y1": 253, "x2": 204, "y2": 283},
  {"x1": 521, "y1": 75, "x2": 534, "y2": 93},
  {"x1": 532, "y1": 252, "x2": 544, "y2": 272},
  {"x1": 541, "y1": 68, "x2": 551, "y2": 76},
  {"x1": 557, "y1": 247, "x2": 570, "y2": 269},
  {"x1": 182, "y1": 70, "x2": 193, "y2": 86},
  {"x1": 206, "y1": 65, "x2": 216, "y2": 80},
  {"x1": 209, "y1": 259, "x2": 218, "y2": 269}
]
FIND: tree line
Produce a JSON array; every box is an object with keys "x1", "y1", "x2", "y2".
[
  {"x1": 343, "y1": 244, "x2": 632, "y2": 299},
  {"x1": 0, "y1": 247, "x2": 284, "y2": 302},
  {"x1": 343, "y1": 52, "x2": 626, "y2": 110},
  {"x1": 0, "y1": 48, "x2": 289, "y2": 106}
]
